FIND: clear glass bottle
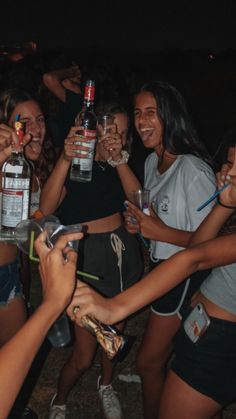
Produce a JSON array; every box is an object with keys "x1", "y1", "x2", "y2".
[
  {"x1": 70, "y1": 80, "x2": 97, "y2": 182},
  {"x1": 1, "y1": 121, "x2": 31, "y2": 236}
]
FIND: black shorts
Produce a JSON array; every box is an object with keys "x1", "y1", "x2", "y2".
[
  {"x1": 171, "y1": 307, "x2": 236, "y2": 405},
  {"x1": 77, "y1": 225, "x2": 143, "y2": 297},
  {"x1": 149, "y1": 259, "x2": 211, "y2": 317}
]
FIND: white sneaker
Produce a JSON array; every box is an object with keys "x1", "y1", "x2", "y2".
[
  {"x1": 49, "y1": 393, "x2": 66, "y2": 419},
  {"x1": 97, "y1": 376, "x2": 122, "y2": 419}
]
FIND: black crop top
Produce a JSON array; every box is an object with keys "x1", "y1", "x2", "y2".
[{"x1": 58, "y1": 162, "x2": 126, "y2": 224}]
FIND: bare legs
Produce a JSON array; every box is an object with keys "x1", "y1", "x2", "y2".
[
  {"x1": 159, "y1": 370, "x2": 221, "y2": 419},
  {"x1": 0, "y1": 297, "x2": 27, "y2": 346},
  {"x1": 136, "y1": 312, "x2": 181, "y2": 419},
  {"x1": 54, "y1": 321, "x2": 125, "y2": 405}
]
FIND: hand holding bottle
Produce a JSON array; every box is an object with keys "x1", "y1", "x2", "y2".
[
  {"x1": 64, "y1": 126, "x2": 91, "y2": 161},
  {"x1": 1, "y1": 120, "x2": 31, "y2": 236},
  {"x1": 0, "y1": 123, "x2": 31, "y2": 166}
]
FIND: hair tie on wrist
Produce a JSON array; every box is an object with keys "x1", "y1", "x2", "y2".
[
  {"x1": 217, "y1": 198, "x2": 236, "y2": 209},
  {"x1": 107, "y1": 150, "x2": 129, "y2": 167}
]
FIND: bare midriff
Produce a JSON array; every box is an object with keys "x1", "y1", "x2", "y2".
[
  {"x1": 191, "y1": 291, "x2": 236, "y2": 323},
  {"x1": 81, "y1": 212, "x2": 123, "y2": 234},
  {"x1": 0, "y1": 243, "x2": 18, "y2": 266}
]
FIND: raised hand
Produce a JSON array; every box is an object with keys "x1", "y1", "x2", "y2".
[
  {"x1": 124, "y1": 200, "x2": 166, "y2": 241},
  {"x1": 0, "y1": 123, "x2": 31, "y2": 166},
  {"x1": 217, "y1": 158, "x2": 236, "y2": 208},
  {"x1": 64, "y1": 126, "x2": 90, "y2": 161},
  {"x1": 35, "y1": 230, "x2": 83, "y2": 311}
]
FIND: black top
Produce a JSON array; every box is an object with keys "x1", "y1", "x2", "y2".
[
  {"x1": 49, "y1": 89, "x2": 83, "y2": 150},
  {"x1": 58, "y1": 162, "x2": 126, "y2": 224}
]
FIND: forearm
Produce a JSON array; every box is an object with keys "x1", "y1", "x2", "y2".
[
  {"x1": 116, "y1": 163, "x2": 141, "y2": 200},
  {"x1": 110, "y1": 234, "x2": 236, "y2": 322},
  {"x1": 189, "y1": 202, "x2": 234, "y2": 246},
  {"x1": 0, "y1": 301, "x2": 63, "y2": 419},
  {"x1": 43, "y1": 67, "x2": 76, "y2": 84},
  {"x1": 40, "y1": 153, "x2": 69, "y2": 214},
  {"x1": 152, "y1": 224, "x2": 193, "y2": 247},
  {"x1": 42, "y1": 70, "x2": 70, "y2": 102}
]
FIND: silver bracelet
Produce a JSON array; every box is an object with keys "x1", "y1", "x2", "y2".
[{"x1": 107, "y1": 150, "x2": 129, "y2": 167}]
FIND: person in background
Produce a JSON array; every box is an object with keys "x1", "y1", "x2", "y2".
[
  {"x1": 40, "y1": 100, "x2": 143, "y2": 419},
  {"x1": 0, "y1": 88, "x2": 56, "y2": 419},
  {"x1": 42, "y1": 61, "x2": 83, "y2": 151},
  {"x1": 99, "y1": 80, "x2": 216, "y2": 418},
  {"x1": 68, "y1": 160, "x2": 236, "y2": 419}
]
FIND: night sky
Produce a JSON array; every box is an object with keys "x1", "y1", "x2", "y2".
[{"x1": 1, "y1": 0, "x2": 236, "y2": 52}]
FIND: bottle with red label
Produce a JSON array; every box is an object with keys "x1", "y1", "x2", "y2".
[
  {"x1": 1, "y1": 119, "x2": 31, "y2": 236},
  {"x1": 70, "y1": 79, "x2": 97, "y2": 182}
]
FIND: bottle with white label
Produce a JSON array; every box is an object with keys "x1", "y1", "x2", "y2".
[
  {"x1": 70, "y1": 80, "x2": 97, "y2": 182},
  {"x1": 1, "y1": 121, "x2": 31, "y2": 236}
]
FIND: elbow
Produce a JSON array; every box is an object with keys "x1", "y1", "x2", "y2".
[{"x1": 42, "y1": 73, "x2": 57, "y2": 90}]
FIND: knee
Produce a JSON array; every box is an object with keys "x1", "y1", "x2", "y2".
[
  {"x1": 136, "y1": 350, "x2": 166, "y2": 377},
  {"x1": 68, "y1": 350, "x2": 94, "y2": 373}
]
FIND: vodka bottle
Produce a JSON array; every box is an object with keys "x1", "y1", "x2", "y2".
[
  {"x1": 70, "y1": 80, "x2": 97, "y2": 182},
  {"x1": 1, "y1": 121, "x2": 31, "y2": 236}
]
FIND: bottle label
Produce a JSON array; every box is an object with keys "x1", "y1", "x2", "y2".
[
  {"x1": 84, "y1": 85, "x2": 95, "y2": 102},
  {"x1": 4, "y1": 164, "x2": 23, "y2": 174},
  {"x1": 2, "y1": 178, "x2": 30, "y2": 227},
  {"x1": 83, "y1": 128, "x2": 96, "y2": 141}
]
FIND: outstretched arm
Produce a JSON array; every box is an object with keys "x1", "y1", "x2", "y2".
[
  {"x1": 0, "y1": 231, "x2": 81, "y2": 418},
  {"x1": 68, "y1": 232, "x2": 236, "y2": 326}
]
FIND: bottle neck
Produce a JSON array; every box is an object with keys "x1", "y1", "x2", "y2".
[
  {"x1": 82, "y1": 99, "x2": 94, "y2": 112},
  {"x1": 11, "y1": 145, "x2": 24, "y2": 156},
  {"x1": 83, "y1": 82, "x2": 95, "y2": 111}
]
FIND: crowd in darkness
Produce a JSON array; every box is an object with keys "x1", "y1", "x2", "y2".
[{"x1": 1, "y1": 43, "x2": 236, "y2": 162}]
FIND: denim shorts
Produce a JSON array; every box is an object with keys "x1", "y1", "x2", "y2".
[
  {"x1": 0, "y1": 259, "x2": 23, "y2": 306},
  {"x1": 171, "y1": 306, "x2": 236, "y2": 405}
]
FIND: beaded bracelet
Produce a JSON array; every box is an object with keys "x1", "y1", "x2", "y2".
[
  {"x1": 107, "y1": 150, "x2": 129, "y2": 167},
  {"x1": 217, "y1": 198, "x2": 236, "y2": 210}
]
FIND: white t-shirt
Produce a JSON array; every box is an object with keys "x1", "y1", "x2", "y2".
[
  {"x1": 144, "y1": 153, "x2": 216, "y2": 261},
  {"x1": 200, "y1": 262, "x2": 236, "y2": 315}
]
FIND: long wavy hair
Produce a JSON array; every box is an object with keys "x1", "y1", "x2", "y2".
[
  {"x1": 0, "y1": 88, "x2": 56, "y2": 186},
  {"x1": 136, "y1": 80, "x2": 213, "y2": 166}
]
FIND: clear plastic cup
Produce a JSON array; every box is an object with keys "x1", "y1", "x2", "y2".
[{"x1": 47, "y1": 312, "x2": 71, "y2": 347}]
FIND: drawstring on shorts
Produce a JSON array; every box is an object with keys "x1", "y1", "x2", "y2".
[{"x1": 110, "y1": 233, "x2": 125, "y2": 292}]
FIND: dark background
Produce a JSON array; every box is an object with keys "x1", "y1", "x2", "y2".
[
  {"x1": 1, "y1": 0, "x2": 236, "y2": 157},
  {"x1": 1, "y1": 1, "x2": 236, "y2": 52}
]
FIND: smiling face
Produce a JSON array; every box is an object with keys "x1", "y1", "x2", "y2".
[
  {"x1": 9, "y1": 100, "x2": 46, "y2": 161},
  {"x1": 134, "y1": 91, "x2": 164, "y2": 155}
]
